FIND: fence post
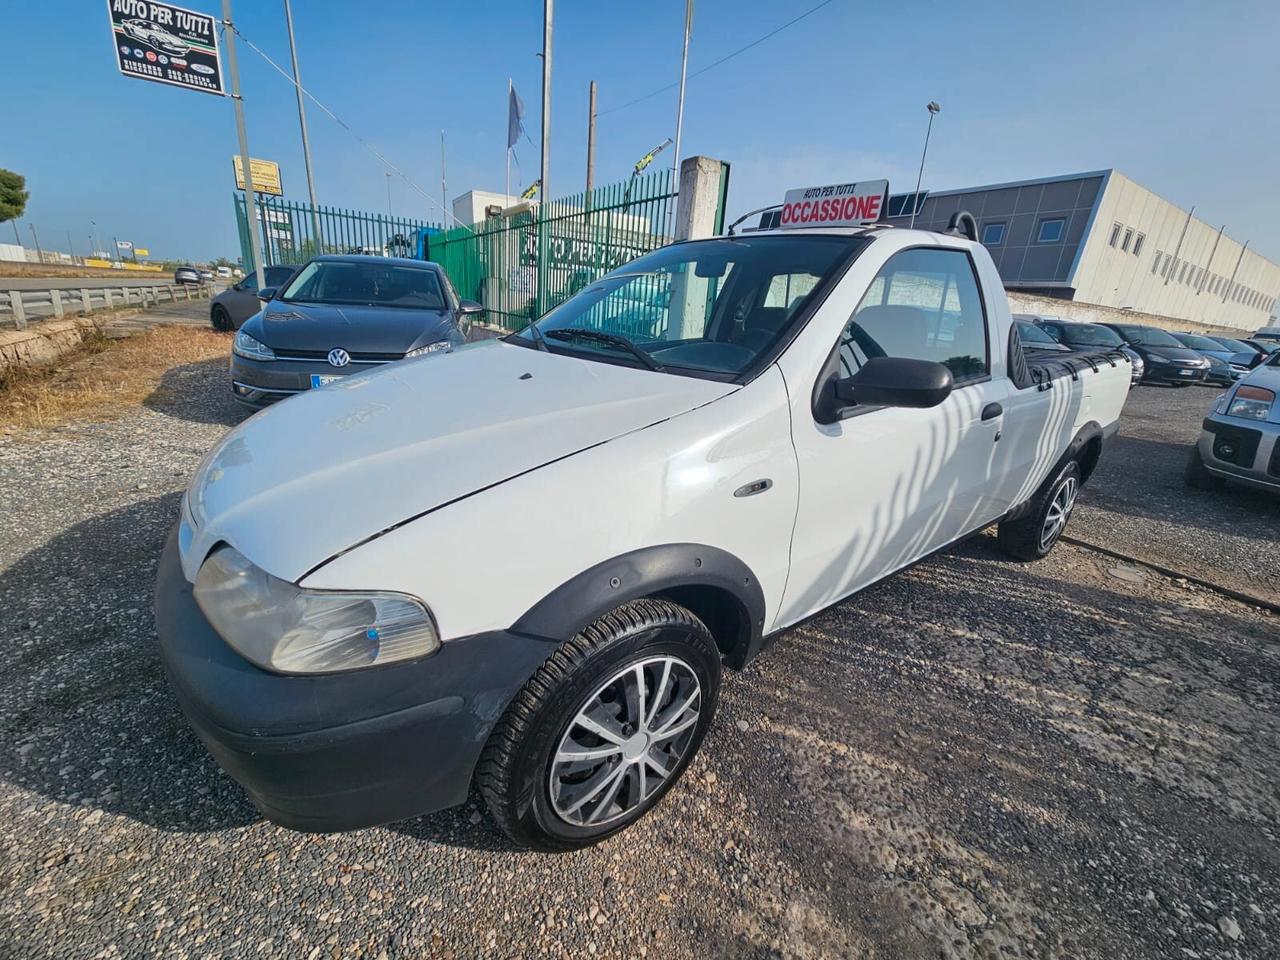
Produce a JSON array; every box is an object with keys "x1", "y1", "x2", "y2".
[
  {"x1": 81, "y1": 288, "x2": 93, "y2": 314},
  {"x1": 673, "y1": 156, "x2": 727, "y2": 241},
  {"x1": 8, "y1": 292, "x2": 25, "y2": 330},
  {"x1": 51, "y1": 289, "x2": 64, "y2": 319},
  {"x1": 151, "y1": 285, "x2": 159, "y2": 306}
]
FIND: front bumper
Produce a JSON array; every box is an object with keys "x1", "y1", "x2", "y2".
[
  {"x1": 1198, "y1": 416, "x2": 1280, "y2": 493},
  {"x1": 1142, "y1": 364, "x2": 1208, "y2": 385},
  {"x1": 229, "y1": 355, "x2": 372, "y2": 408},
  {"x1": 154, "y1": 528, "x2": 558, "y2": 831}
]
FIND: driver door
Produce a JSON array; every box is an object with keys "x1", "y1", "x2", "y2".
[{"x1": 777, "y1": 246, "x2": 1008, "y2": 627}]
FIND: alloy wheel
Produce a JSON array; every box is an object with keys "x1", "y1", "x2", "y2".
[
  {"x1": 1040, "y1": 475, "x2": 1078, "y2": 551},
  {"x1": 549, "y1": 655, "x2": 701, "y2": 828}
]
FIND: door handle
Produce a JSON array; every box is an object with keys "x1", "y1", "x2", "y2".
[{"x1": 980, "y1": 402, "x2": 1003, "y2": 422}]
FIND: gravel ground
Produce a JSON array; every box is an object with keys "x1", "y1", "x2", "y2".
[
  {"x1": 0, "y1": 352, "x2": 1277, "y2": 959},
  {"x1": 1072, "y1": 382, "x2": 1280, "y2": 601}
]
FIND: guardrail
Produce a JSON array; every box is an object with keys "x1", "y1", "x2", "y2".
[{"x1": 0, "y1": 282, "x2": 213, "y2": 330}]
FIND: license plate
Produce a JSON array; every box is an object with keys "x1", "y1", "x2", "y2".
[
  {"x1": 1178, "y1": 369, "x2": 1195, "y2": 377},
  {"x1": 310, "y1": 374, "x2": 342, "y2": 388}
]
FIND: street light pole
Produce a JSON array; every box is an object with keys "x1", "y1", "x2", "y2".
[
  {"x1": 671, "y1": 0, "x2": 693, "y2": 187},
  {"x1": 222, "y1": 0, "x2": 265, "y2": 294},
  {"x1": 909, "y1": 101, "x2": 940, "y2": 229},
  {"x1": 29, "y1": 224, "x2": 44, "y2": 264},
  {"x1": 282, "y1": 0, "x2": 323, "y2": 251},
  {"x1": 385, "y1": 172, "x2": 393, "y2": 219}
]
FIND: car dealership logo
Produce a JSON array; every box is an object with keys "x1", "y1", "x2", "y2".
[
  {"x1": 191, "y1": 63, "x2": 214, "y2": 75},
  {"x1": 327, "y1": 348, "x2": 351, "y2": 368}
]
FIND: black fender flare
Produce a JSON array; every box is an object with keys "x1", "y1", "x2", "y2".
[
  {"x1": 511, "y1": 543, "x2": 767, "y2": 669},
  {"x1": 1004, "y1": 421, "x2": 1106, "y2": 522}
]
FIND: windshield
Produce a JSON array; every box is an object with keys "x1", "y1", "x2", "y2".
[
  {"x1": 1213, "y1": 337, "x2": 1254, "y2": 352},
  {"x1": 511, "y1": 235, "x2": 862, "y2": 378},
  {"x1": 1059, "y1": 323, "x2": 1123, "y2": 347},
  {"x1": 281, "y1": 260, "x2": 445, "y2": 310},
  {"x1": 1174, "y1": 333, "x2": 1224, "y2": 351},
  {"x1": 1016, "y1": 321, "x2": 1060, "y2": 345},
  {"x1": 1112, "y1": 324, "x2": 1182, "y2": 348}
]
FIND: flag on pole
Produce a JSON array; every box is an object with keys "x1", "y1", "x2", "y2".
[{"x1": 508, "y1": 84, "x2": 526, "y2": 150}]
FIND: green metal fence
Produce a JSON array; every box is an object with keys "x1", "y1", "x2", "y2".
[
  {"x1": 427, "y1": 170, "x2": 687, "y2": 331},
  {"x1": 233, "y1": 193, "x2": 439, "y2": 269}
]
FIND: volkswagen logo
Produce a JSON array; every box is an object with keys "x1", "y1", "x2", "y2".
[{"x1": 327, "y1": 348, "x2": 351, "y2": 368}]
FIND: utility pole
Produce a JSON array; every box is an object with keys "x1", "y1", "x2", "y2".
[
  {"x1": 11, "y1": 221, "x2": 20, "y2": 247},
  {"x1": 586, "y1": 80, "x2": 597, "y2": 202},
  {"x1": 222, "y1": 0, "x2": 265, "y2": 293},
  {"x1": 67, "y1": 230, "x2": 75, "y2": 261},
  {"x1": 672, "y1": 0, "x2": 693, "y2": 186},
  {"x1": 90, "y1": 220, "x2": 100, "y2": 256},
  {"x1": 540, "y1": 0, "x2": 553, "y2": 203},
  {"x1": 910, "y1": 102, "x2": 941, "y2": 229},
  {"x1": 386, "y1": 172, "x2": 393, "y2": 219},
  {"x1": 1197, "y1": 224, "x2": 1225, "y2": 296},
  {"x1": 283, "y1": 0, "x2": 323, "y2": 251},
  {"x1": 29, "y1": 224, "x2": 44, "y2": 264},
  {"x1": 1223, "y1": 240, "x2": 1249, "y2": 304},
  {"x1": 507, "y1": 78, "x2": 514, "y2": 206},
  {"x1": 113, "y1": 237, "x2": 120, "y2": 265},
  {"x1": 1165, "y1": 205, "x2": 1194, "y2": 287}
]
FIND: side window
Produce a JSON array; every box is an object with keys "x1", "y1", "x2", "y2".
[
  {"x1": 837, "y1": 248, "x2": 989, "y2": 383},
  {"x1": 265, "y1": 267, "x2": 295, "y2": 287}
]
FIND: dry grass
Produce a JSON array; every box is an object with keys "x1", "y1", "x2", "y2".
[{"x1": 0, "y1": 325, "x2": 230, "y2": 435}]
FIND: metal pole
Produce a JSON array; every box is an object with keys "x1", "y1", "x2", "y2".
[
  {"x1": 11, "y1": 221, "x2": 20, "y2": 247},
  {"x1": 223, "y1": 0, "x2": 265, "y2": 293},
  {"x1": 283, "y1": 0, "x2": 323, "y2": 252},
  {"x1": 67, "y1": 230, "x2": 75, "y2": 261},
  {"x1": 540, "y1": 0, "x2": 553, "y2": 202},
  {"x1": 672, "y1": 0, "x2": 693, "y2": 184},
  {"x1": 440, "y1": 131, "x2": 447, "y2": 220},
  {"x1": 90, "y1": 220, "x2": 100, "y2": 256},
  {"x1": 506, "y1": 78, "x2": 513, "y2": 208},
  {"x1": 910, "y1": 103, "x2": 940, "y2": 229},
  {"x1": 29, "y1": 224, "x2": 43, "y2": 264},
  {"x1": 1164, "y1": 205, "x2": 1194, "y2": 287},
  {"x1": 113, "y1": 236, "x2": 119, "y2": 265},
  {"x1": 386, "y1": 172, "x2": 393, "y2": 218},
  {"x1": 1197, "y1": 223, "x2": 1224, "y2": 296},
  {"x1": 1223, "y1": 240, "x2": 1249, "y2": 304},
  {"x1": 586, "y1": 80, "x2": 597, "y2": 203}
]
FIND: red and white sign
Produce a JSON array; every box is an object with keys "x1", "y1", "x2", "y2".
[{"x1": 779, "y1": 179, "x2": 889, "y2": 229}]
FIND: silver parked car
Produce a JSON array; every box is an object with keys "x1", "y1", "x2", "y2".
[
  {"x1": 209, "y1": 265, "x2": 299, "y2": 331},
  {"x1": 1186, "y1": 350, "x2": 1280, "y2": 494}
]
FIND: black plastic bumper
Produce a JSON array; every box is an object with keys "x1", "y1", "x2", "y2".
[{"x1": 154, "y1": 528, "x2": 557, "y2": 832}]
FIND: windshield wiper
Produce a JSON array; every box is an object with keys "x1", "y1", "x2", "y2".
[
  {"x1": 524, "y1": 319, "x2": 549, "y2": 352},
  {"x1": 545, "y1": 327, "x2": 664, "y2": 371}
]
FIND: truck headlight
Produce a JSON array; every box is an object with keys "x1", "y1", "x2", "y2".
[
  {"x1": 404, "y1": 340, "x2": 452, "y2": 358},
  {"x1": 193, "y1": 546, "x2": 440, "y2": 674},
  {"x1": 1226, "y1": 385, "x2": 1275, "y2": 421},
  {"x1": 232, "y1": 329, "x2": 276, "y2": 361}
]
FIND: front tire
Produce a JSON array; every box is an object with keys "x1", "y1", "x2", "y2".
[
  {"x1": 997, "y1": 460, "x2": 1081, "y2": 561},
  {"x1": 477, "y1": 599, "x2": 721, "y2": 852},
  {"x1": 1184, "y1": 444, "x2": 1225, "y2": 491},
  {"x1": 211, "y1": 305, "x2": 231, "y2": 332}
]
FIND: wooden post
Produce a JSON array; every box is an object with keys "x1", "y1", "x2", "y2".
[{"x1": 9, "y1": 292, "x2": 26, "y2": 330}]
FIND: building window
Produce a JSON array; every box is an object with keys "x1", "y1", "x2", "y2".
[
  {"x1": 1178, "y1": 262, "x2": 1188, "y2": 283},
  {"x1": 1121, "y1": 228, "x2": 1133, "y2": 252},
  {"x1": 1151, "y1": 250, "x2": 1162, "y2": 275},
  {"x1": 1132, "y1": 233, "x2": 1145, "y2": 257},
  {"x1": 1038, "y1": 219, "x2": 1065, "y2": 243},
  {"x1": 1108, "y1": 222, "x2": 1122, "y2": 247},
  {"x1": 1161, "y1": 255, "x2": 1171, "y2": 278},
  {"x1": 981, "y1": 222, "x2": 1006, "y2": 245}
]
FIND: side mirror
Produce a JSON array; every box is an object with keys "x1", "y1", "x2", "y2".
[
  {"x1": 256, "y1": 287, "x2": 278, "y2": 301},
  {"x1": 819, "y1": 356, "x2": 953, "y2": 422},
  {"x1": 457, "y1": 299, "x2": 483, "y2": 315},
  {"x1": 1230, "y1": 351, "x2": 1263, "y2": 369}
]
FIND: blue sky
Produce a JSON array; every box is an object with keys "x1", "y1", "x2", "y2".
[{"x1": 3, "y1": 0, "x2": 1278, "y2": 264}]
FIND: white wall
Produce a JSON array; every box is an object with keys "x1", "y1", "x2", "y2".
[
  {"x1": 1075, "y1": 172, "x2": 1280, "y2": 332},
  {"x1": 0, "y1": 243, "x2": 31, "y2": 263},
  {"x1": 452, "y1": 190, "x2": 522, "y2": 229}
]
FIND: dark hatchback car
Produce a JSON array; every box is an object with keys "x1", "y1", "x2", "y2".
[
  {"x1": 1096, "y1": 322, "x2": 1209, "y2": 386},
  {"x1": 211, "y1": 265, "x2": 298, "y2": 331},
  {"x1": 230, "y1": 255, "x2": 482, "y2": 409}
]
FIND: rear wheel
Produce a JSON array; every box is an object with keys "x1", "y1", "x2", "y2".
[
  {"x1": 1184, "y1": 444, "x2": 1225, "y2": 491},
  {"x1": 211, "y1": 305, "x2": 231, "y2": 332},
  {"x1": 997, "y1": 460, "x2": 1081, "y2": 561},
  {"x1": 477, "y1": 599, "x2": 720, "y2": 852}
]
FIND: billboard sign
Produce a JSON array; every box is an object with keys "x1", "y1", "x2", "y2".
[
  {"x1": 135, "y1": 247, "x2": 151, "y2": 256},
  {"x1": 116, "y1": 240, "x2": 134, "y2": 250},
  {"x1": 107, "y1": 1, "x2": 224, "y2": 97},
  {"x1": 779, "y1": 179, "x2": 889, "y2": 230},
  {"x1": 234, "y1": 156, "x2": 284, "y2": 197}
]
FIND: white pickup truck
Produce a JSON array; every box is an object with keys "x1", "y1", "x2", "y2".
[{"x1": 156, "y1": 183, "x2": 1132, "y2": 851}]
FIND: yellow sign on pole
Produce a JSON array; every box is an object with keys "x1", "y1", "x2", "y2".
[
  {"x1": 232, "y1": 156, "x2": 284, "y2": 197},
  {"x1": 135, "y1": 248, "x2": 150, "y2": 257}
]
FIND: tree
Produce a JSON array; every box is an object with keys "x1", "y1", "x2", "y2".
[{"x1": 0, "y1": 169, "x2": 28, "y2": 224}]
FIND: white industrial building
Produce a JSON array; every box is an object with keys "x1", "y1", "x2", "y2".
[{"x1": 886, "y1": 170, "x2": 1280, "y2": 332}]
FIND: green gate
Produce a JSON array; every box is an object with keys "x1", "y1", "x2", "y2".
[
  {"x1": 233, "y1": 193, "x2": 440, "y2": 269},
  {"x1": 428, "y1": 168, "x2": 723, "y2": 332}
]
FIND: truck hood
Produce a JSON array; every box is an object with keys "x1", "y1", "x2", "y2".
[{"x1": 183, "y1": 340, "x2": 736, "y2": 583}]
